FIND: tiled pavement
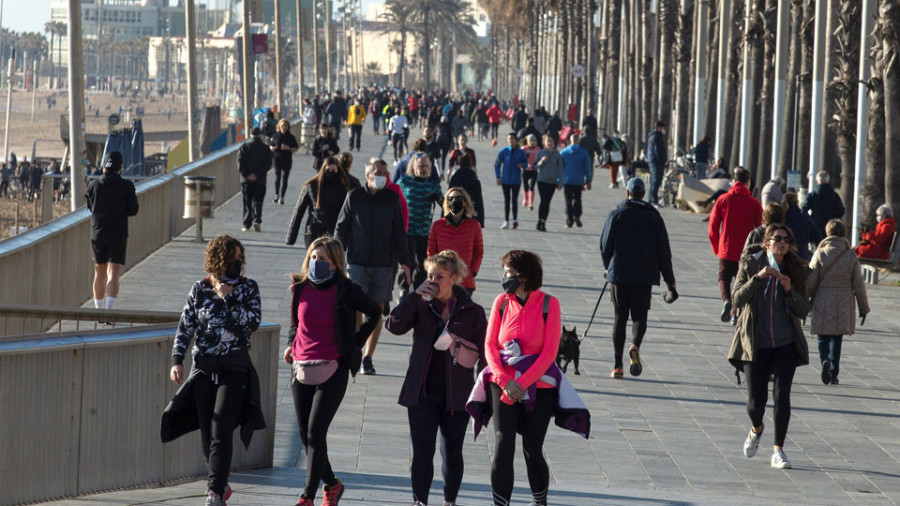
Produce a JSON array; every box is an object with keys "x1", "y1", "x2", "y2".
[{"x1": 44, "y1": 128, "x2": 900, "y2": 505}]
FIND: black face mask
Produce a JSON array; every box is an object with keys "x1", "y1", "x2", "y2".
[
  {"x1": 501, "y1": 275, "x2": 520, "y2": 294},
  {"x1": 323, "y1": 170, "x2": 341, "y2": 184},
  {"x1": 224, "y1": 260, "x2": 243, "y2": 280},
  {"x1": 449, "y1": 199, "x2": 464, "y2": 214}
]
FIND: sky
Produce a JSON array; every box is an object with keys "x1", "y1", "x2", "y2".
[{"x1": 6, "y1": 0, "x2": 384, "y2": 36}]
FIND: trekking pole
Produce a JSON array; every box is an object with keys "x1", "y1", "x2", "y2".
[{"x1": 582, "y1": 281, "x2": 609, "y2": 339}]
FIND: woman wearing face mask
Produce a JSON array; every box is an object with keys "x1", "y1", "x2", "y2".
[
  {"x1": 447, "y1": 134, "x2": 477, "y2": 181},
  {"x1": 447, "y1": 154, "x2": 485, "y2": 228},
  {"x1": 485, "y1": 250, "x2": 565, "y2": 506},
  {"x1": 427, "y1": 188, "x2": 483, "y2": 297},
  {"x1": 287, "y1": 157, "x2": 352, "y2": 249},
  {"x1": 729, "y1": 224, "x2": 809, "y2": 470},
  {"x1": 164, "y1": 235, "x2": 264, "y2": 506},
  {"x1": 385, "y1": 250, "x2": 487, "y2": 506},
  {"x1": 312, "y1": 124, "x2": 340, "y2": 173},
  {"x1": 534, "y1": 134, "x2": 563, "y2": 232},
  {"x1": 854, "y1": 204, "x2": 895, "y2": 260},
  {"x1": 398, "y1": 152, "x2": 445, "y2": 293},
  {"x1": 284, "y1": 236, "x2": 382, "y2": 506}
]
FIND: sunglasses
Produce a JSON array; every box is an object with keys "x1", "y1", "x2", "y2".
[
  {"x1": 447, "y1": 196, "x2": 464, "y2": 201},
  {"x1": 769, "y1": 235, "x2": 793, "y2": 244}
]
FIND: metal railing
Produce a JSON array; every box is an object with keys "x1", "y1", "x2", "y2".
[
  {"x1": 0, "y1": 321, "x2": 281, "y2": 505},
  {"x1": 0, "y1": 304, "x2": 181, "y2": 341}
]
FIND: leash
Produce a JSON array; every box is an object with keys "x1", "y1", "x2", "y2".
[{"x1": 582, "y1": 281, "x2": 608, "y2": 340}]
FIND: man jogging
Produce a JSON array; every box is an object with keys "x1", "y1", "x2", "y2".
[
  {"x1": 85, "y1": 151, "x2": 139, "y2": 309},
  {"x1": 238, "y1": 127, "x2": 274, "y2": 232},
  {"x1": 600, "y1": 177, "x2": 676, "y2": 378}
]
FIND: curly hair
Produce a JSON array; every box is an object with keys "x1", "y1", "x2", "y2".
[{"x1": 205, "y1": 235, "x2": 245, "y2": 278}]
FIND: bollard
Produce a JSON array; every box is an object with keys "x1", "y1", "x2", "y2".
[
  {"x1": 41, "y1": 176, "x2": 53, "y2": 224},
  {"x1": 183, "y1": 176, "x2": 216, "y2": 243},
  {"x1": 32, "y1": 198, "x2": 38, "y2": 228}
]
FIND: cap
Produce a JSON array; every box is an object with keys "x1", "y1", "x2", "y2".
[
  {"x1": 251, "y1": 127, "x2": 261, "y2": 136},
  {"x1": 625, "y1": 177, "x2": 645, "y2": 192},
  {"x1": 103, "y1": 151, "x2": 123, "y2": 171}
]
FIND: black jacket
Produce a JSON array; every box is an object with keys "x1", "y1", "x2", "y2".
[
  {"x1": 547, "y1": 116, "x2": 563, "y2": 140},
  {"x1": 386, "y1": 286, "x2": 487, "y2": 411},
  {"x1": 85, "y1": 171, "x2": 139, "y2": 243},
  {"x1": 512, "y1": 110, "x2": 529, "y2": 132},
  {"x1": 312, "y1": 136, "x2": 340, "y2": 172},
  {"x1": 270, "y1": 131, "x2": 299, "y2": 170},
  {"x1": 288, "y1": 276, "x2": 382, "y2": 375},
  {"x1": 286, "y1": 177, "x2": 353, "y2": 247},
  {"x1": 802, "y1": 183, "x2": 845, "y2": 236},
  {"x1": 160, "y1": 348, "x2": 266, "y2": 449},
  {"x1": 600, "y1": 198, "x2": 676, "y2": 287},
  {"x1": 448, "y1": 167, "x2": 485, "y2": 228},
  {"x1": 238, "y1": 136, "x2": 274, "y2": 184},
  {"x1": 334, "y1": 184, "x2": 410, "y2": 267}
]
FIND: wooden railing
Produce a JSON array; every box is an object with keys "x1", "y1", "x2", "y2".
[{"x1": 0, "y1": 321, "x2": 281, "y2": 505}]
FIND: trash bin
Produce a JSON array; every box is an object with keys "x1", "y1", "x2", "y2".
[
  {"x1": 184, "y1": 176, "x2": 216, "y2": 219},
  {"x1": 301, "y1": 122, "x2": 316, "y2": 152}
]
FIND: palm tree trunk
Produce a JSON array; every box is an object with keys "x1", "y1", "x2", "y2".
[
  {"x1": 831, "y1": 0, "x2": 861, "y2": 211},
  {"x1": 675, "y1": 0, "x2": 694, "y2": 149},
  {"x1": 746, "y1": 0, "x2": 765, "y2": 190},
  {"x1": 723, "y1": 0, "x2": 745, "y2": 171},
  {"x1": 607, "y1": 0, "x2": 622, "y2": 131},
  {"x1": 819, "y1": 0, "x2": 840, "y2": 184},
  {"x1": 777, "y1": 0, "x2": 803, "y2": 178},
  {"x1": 755, "y1": 0, "x2": 777, "y2": 188},
  {"x1": 795, "y1": 0, "x2": 815, "y2": 189},
  {"x1": 642, "y1": 0, "x2": 656, "y2": 144},
  {"x1": 702, "y1": 0, "x2": 719, "y2": 140},
  {"x1": 881, "y1": 0, "x2": 900, "y2": 214},
  {"x1": 657, "y1": 0, "x2": 677, "y2": 131},
  {"x1": 862, "y1": 13, "x2": 885, "y2": 223}
]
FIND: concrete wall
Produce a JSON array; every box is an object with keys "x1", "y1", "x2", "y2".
[{"x1": 0, "y1": 322, "x2": 280, "y2": 505}]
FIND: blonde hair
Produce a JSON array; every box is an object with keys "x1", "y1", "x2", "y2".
[
  {"x1": 407, "y1": 152, "x2": 431, "y2": 176},
  {"x1": 277, "y1": 118, "x2": 291, "y2": 133},
  {"x1": 443, "y1": 187, "x2": 476, "y2": 218},
  {"x1": 292, "y1": 236, "x2": 346, "y2": 284},
  {"x1": 424, "y1": 250, "x2": 468, "y2": 285}
]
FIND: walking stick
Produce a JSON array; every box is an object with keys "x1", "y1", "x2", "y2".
[{"x1": 582, "y1": 281, "x2": 608, "y2": 339}]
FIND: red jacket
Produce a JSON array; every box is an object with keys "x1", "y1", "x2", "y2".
[
  {"x1": 427, "y1": 216, "x2": 484, "y2": 290},
  {"x1": 386, "y1": 179, "x2": 409, "y2": 231},
  {"x1": 708, "y1": 183, "x2": 762, "y2": 262},
  {"x1": 856, "y1": 216, "x2": 895, "y2": 260},
  {"x1": 486, "y1": 104, "x2": 502, "y2": 124}
]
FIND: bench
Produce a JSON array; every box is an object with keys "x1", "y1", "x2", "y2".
[{"x1": 860, "y1": 232, "x2": 900, "y2": 284}]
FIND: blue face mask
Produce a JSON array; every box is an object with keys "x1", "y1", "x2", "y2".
[{"x1": 308, "y1": 259, "x2": 334, "y2": 284}]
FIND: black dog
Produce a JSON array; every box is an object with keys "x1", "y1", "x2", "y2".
[{"x1": 557, "y1": 326, "x2": 581, "y2": 375}]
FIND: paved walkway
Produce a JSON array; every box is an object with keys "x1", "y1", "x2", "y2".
[{"x1": 45, "y1": 128, "x2": 900, "y2": 505}]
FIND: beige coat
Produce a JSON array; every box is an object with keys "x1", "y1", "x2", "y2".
[
  {"x1": 728, "y1": 251, "x2": 810, "y2": 369},
  {"x1": 807, "y1": 236, "x2": 870, "y2": 336}
]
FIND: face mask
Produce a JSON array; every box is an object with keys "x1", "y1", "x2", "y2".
[
  {"x1": 501, "y1": 275, "x2": 520, "y2": 294},
  {"x1": 307, "y1": 259, "x2": 334, "y2": 284},
  {"x1": 224, "y1": 260, "x2": 243, "y2": 280},
  {"x1": 767, "y1": 251, "x2": 781, "y2": 273},
  {"x1": 371, "y1": 175, "x2": 387, "y2": 190},
  {"x1": 324, "y1": 170, "x2": 340, "y2": 184},
  {"x1": 449, "y1": 199, "x2": 464, "y2": 214},
  {"x1": 877, "y1": 214, "x2": 884, "y2": 223}
]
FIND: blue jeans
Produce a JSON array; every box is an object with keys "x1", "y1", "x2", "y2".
[
  {"x1": 817, "y1": 335, "x2": 843, "y2": 378},
  {"x1": 648, "y1": 163, "x2": 664, "y2": 205},
  {"x1": 372, "y1": 115, "x2": 381, "y2": 133}
]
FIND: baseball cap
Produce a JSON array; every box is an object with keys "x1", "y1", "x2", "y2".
[
  {"x1": 103, "y1": 151, "x2": 123, "y2": 171},
  {"x1": 625, "y1": 177, "x2": 645, "y2": 192}
]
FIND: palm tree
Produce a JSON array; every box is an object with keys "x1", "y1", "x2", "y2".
[
  {"x1": 469, "y1": 42, "x2": 491, "y2": 90},
  {"x1": 881, "y1": 0, "x2": 900, "y2": 215},
  {"x1": 861, "y1": 8, "x2": 885, "y2": 222},
  {"x1": 408, "y1": 0, "x2": 457, "y2": 87},
  {"x1": 674, "y1": 0, "x2": 693, "y2": 149},
  {"x1": 656, "y1": 0, "x2": 677, "y2": 130},
  {"x1": 380, "y1": 0, "x2": 414, "y2": 87},
  {"x1": 829, "y1": 0, "x2": 861, "y2": 211}
]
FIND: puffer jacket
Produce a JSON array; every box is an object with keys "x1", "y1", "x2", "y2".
[
  {"x1": 727, "y1": 251, "x2": 810, "y2": 369},
  {"x1": 709, "y1": 183, "x2": 762, "y2": 262},
  {"x1": 427, "y1": 216, "x2": 484, "y2": 290},
  {"x1": 807, "y1": 236, "x2": 870, "y2": 336}
]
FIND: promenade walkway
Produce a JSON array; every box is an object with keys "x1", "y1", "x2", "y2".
[{"x1": 44, "y1": 129, "x2": 900, "y2": 505}]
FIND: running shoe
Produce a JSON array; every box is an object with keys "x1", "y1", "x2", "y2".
[
  {"x1": 512, "y1": 220, "x2": 519, "y2": 229},
  {"x1": 821, "y1": 359, "x2": 832, "y2": 385},
  {"x1": 721, "y1": 299, "x2": 732, "y2": 322},
  {"x1": 743, "y1": 426, "x2": 762, "y2": 458},
  {"x1": 360, "y1": 356, "x2": 376, "y2": 375},
  {"x1": 295, "y1": 497, "x2": 315, "y2": 506},
  {"x1": 321, "y1": 478, "x2": 344, "y2": 506},
  {"x1": 206, "y1": 491, "x2": 224, "y2": 506},
  {"x1": 500, "y1": 221, "x2": 509, "y2": 229},
  {"x1": 771, "y1": 448, "x2": 792, "y2": 469},
  {"x1": 628, "y1": 345, "x2": 642, "y2": 377},
  {"x1": 610, "y1": 368, "x2": 624, "y2": 379}
]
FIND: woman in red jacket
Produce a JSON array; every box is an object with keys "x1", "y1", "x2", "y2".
[
  {"x1": 855, "y1": 204, "x2": 895, "y2": 260},
  {"x1": 485, "y1": 250, "x2": 561, "y2": 506},
  {"x1": 427, "y1": 187, "x2": 484, "y2": 296}
]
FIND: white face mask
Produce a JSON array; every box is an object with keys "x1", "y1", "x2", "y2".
[
  {"x1": 371, "y1": 175, "x2": 387, "y2": 190},
  {"x1": 877, "y1": 214, "x2": 884, "y2": 223}
]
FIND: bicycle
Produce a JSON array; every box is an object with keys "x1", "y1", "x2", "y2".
[{"x1": 661, "y1": 160, "x2": 691, "y2": 208}]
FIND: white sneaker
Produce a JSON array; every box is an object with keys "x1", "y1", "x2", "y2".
[
  {"x1": 771, "y1": 448, "x2": 792, "y2": 469},
  {"x1": 500, "y1": 221, "x2": 509, "y2": 229},
  {"x1": 743, "y1": 427, "x2": 762, "y2": 458}
]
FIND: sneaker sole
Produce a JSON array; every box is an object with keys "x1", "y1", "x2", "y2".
[
  {"x1": 821, "y1": 359, "x2": 832, "y2": 385},
  {"x1": 721, "y1": 300, "x2": 733, "y2": 322},
  {"x1": 629, "y1": 348, "x2": 642, "y2": 376}
]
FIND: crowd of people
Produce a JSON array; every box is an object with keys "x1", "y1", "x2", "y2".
[{"x1": 150, "y1": 85, "x2": 892, "y2": 506}]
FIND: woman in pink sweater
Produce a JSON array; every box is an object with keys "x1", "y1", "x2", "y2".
[{"x1": 484, "y1": 250, "x2": 561, "y2": 506}]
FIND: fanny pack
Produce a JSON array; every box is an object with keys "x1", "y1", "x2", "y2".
[
  {"x1": 434, "y1": 328, "x2": 480, "y2": 369},
  {"x1": 293, "y1": 359, "x2": 338, "y2": 385}
]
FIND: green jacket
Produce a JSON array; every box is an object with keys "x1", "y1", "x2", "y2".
[{"x1": 727, "y1": 251, "x2": 810, "y2": 369}]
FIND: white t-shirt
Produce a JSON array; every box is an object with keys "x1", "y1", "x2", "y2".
[{"x1": 388, "y1": 115, "x2": 409, "y2": 135}]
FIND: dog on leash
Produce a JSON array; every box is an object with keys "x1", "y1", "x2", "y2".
[{"x1": 557, "y1": 326, "x2": 581, "y2": 375}]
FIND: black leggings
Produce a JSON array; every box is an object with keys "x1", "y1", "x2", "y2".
[
  {"x1": 192, "y1": 369, "x2": 247, "y2": 496},
  {"x1": 522, "y1": 171, "x2": 537, "y2": 193},
  {"x1": 536, "y1": 182, "x2": 556, "y2": 222},
  {"x1": 392, "y1": 133, "x2": 405, "y2": 160},
  {"x1": 274, "y1": 166, "x2": 291, "y2": 200},
  {"x1": 743, "y1": 344, "x2": 797, "y2": 447},
  {"x1": 501, "y1": 184, "x2": 520, "y2": 221},
  {"x1": 404, "y1": 234, "x2": 429, "y2": 289},
  {"x1": 490, "y1": 383, "x2": 554, "y2": 506},
  {"x1": 291, "y1": 363, "x2": 349, "y2": 499},
  {"x1": 611, "y1": 283, "x2": 651, "y2": 369},
  {"x1": 407, "y1": 392, "x2": 470, "y2": 504},
  {"x1": 490, "y1": 123, "x2": 499, "y2": 139}
]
